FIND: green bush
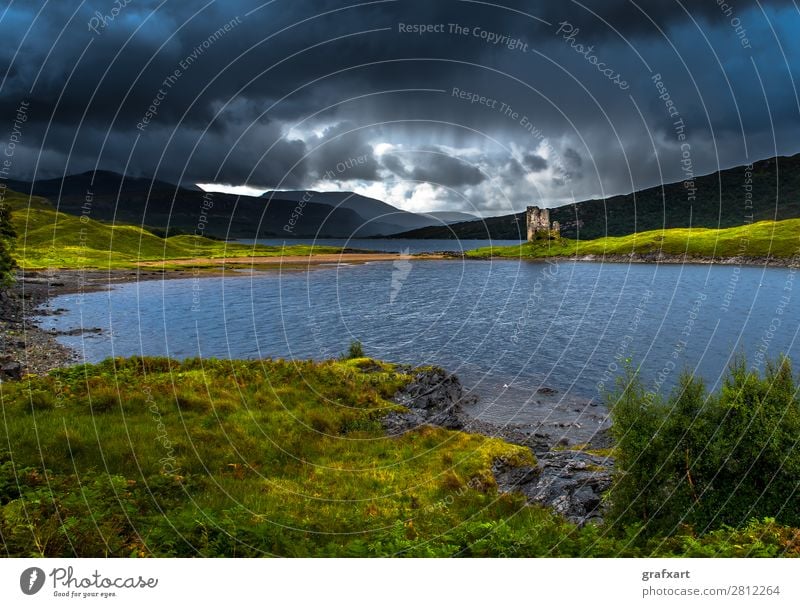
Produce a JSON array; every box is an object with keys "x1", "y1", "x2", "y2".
[
  {"x1": 608, "y1": 356, "x2": 800, "y2": 537},
  {"x1": 0, "y1": 202, "x2": 16, "y2": 284},
  {"x1": 345, "y1": 340, "x2": 365, "y2": 359}
]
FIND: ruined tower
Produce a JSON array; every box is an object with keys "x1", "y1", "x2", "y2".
[{"x1": 526, "y1": 206, "x2": 551, "y2": 241}]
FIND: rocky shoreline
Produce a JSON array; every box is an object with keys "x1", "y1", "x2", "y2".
[
  {"x1": 458, "y1": 250, "x2": 800, "y2": 268},
  {"x1": 0, "y1": 268, "x2": 209, "y2": 376},
  {"x1": 387, "y1": 368, "x2": 613, "y2": 526},
  {"x1": 567, "y1": 252, "x2": 800, "y2": 267}
]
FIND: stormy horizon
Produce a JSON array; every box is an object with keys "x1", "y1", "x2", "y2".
[{"x1": 1, "y1": 0, "x2": 798, "y2": 217}]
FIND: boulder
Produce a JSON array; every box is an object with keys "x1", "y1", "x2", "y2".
[
  {"x1": 0, "y1": 361, "x2": 23, "y2": 380},
  {"x1": 384, "y1": 368, "x2": 475, "y2": 433},
  {"x1": 517, "y1": 450, "x2": 613, "y2": 525}
]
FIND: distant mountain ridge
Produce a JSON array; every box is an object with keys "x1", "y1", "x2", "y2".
[
  {"x1": 392, "y1": 154, "x2": 800, "y2": 240},
  {"x1": 6, "y1": 172, "x2": 474, "y2": 239},
  {"x1": 261, "y1": 190, "x2": 477, "y2": 232},
  {"x1": 12, "y1": 154, "x2": 797, "y2": 242}
]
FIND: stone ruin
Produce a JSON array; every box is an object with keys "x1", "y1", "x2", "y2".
[{"x1": 526, "y1": 206, "x2": 559, "y2": 241}]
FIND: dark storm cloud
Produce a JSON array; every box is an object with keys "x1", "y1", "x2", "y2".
[
  {"x1": 410, "y1": 153, "x2": 485, "y2": 187},
  {"x1": 306, "y1": 122, "x2": 381, "y2": 182},
  {"x1": 0, "y1": 0, "x2": 798, "y2": 210},
  {"x1": 522, "y1": 153, "x2": 548, "y2": 172},
  {"x1": 380, "y1": 153, "x2": 407, "y2": 178},
  {"x1": 383, "y1": 148, "x2": 486, "y2": 187},
  {"x1": 563, "y1": 148, "x2": 582, "y2": 169},
  {"x1": 525, "y1": 0, "x2": 797, "y2": 40}
]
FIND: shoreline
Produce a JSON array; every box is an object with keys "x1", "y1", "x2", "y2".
[
  {"x1": 467, "y1": 251, "x2": 800, "y2": 268},
  {"x1": 10, "y1": 247, "x2": 799, "y2": 375},
  {"x1": 135, "y1": 251, "x2": 445, "y2": 267},
  {"x1": 4, "y1": 263, "x2": 614, "y2": 525},
  {"x1": 2, "y1": 268, "x2": 229, "y2": 376}
]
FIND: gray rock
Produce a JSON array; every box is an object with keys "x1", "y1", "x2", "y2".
[
  {"x1": 512, "y1": 450, "x2": 613, "y2": 525},
  {"x1": 49, "y1": 326, "x2": 103, "y2": 337},
  {"x1": 384, "y1": 367, "x2": 475, "y2": 433},
  {"x1": 0, "y1": 361, "x2": 23, "y2": 380},
  {"x1": 492, "y1": 461, "x2": 540, "y2": 490}
]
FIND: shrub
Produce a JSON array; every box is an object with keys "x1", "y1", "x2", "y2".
[
  {"x1": 307, "y1": 409, "x2": 337, "y2": 434},
  {"x1": 608, "y1": 356, "x2": 800, "y2": 537},
  {"x1": 0, "y1": 202, "x2": 16, "y2": 285},
  {"x1": 175, "y1": 392, "x2": 211, "y2": 413},
  {"x1": 345, "y1": 340, "x2": 364, "y2": 359}
]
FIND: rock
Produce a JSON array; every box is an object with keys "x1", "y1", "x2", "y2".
[
  {"x1": 384, "y1": 367, "x2": 476, "y2": 433},
  {"x1": 36, "y1": 307, "x2": 68, "y2": 316},
  {"x1": 0, "y1": 361, "x2": 23, "y2": 380},
  {"x1": 49, "y1": 327, "x2": 103, "y2": 337},
  {"x1": 537, "y1": 386, "x2": 558, "y2": 395},
  {"x1": 488, "y1": 438, "x2": 615, "y2": 526},
  {"x1": 573, "y1": 485, "x2": 601, "y2": 512},
  {"x1": 493, "y1": 461, "x2": 540, "y2": 492},
  {"x1": 511, "y1": 450, "x2": 613, "y2": 525}
]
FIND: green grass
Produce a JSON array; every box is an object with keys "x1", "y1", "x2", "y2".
[
  {"x1": 0, "y1": 357, "x2": 543, "y2": 557},
  {"x1": 466, "y1": 219, "x2": 800, "y2": 261},
  {"x1": 3, "y1": 190, "x2": 343, "y2": 269},
  {"x1": 1, "y1": 356, "x2": 798, "y2": 557}
]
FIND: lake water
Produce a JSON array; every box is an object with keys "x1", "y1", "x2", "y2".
[
  {"x1": 37, "y1": 256, "x2": 799, "y2": 428},
  {"x1": 237, "y1": 237, "x2": 523, "y2": 254}
]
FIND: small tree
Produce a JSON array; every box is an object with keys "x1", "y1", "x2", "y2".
[
  {"x1": 0, "y1": 202, "x2": 16, "y2": 286},
  {"x1": 607, "y1": 367, "x2": 663, "y2": 528},
  {"x1": 344, "y1": 340, "x2": 365, "y2": 359}
]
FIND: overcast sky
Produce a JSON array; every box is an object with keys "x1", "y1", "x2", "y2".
[{"x1": 1, "y1": 0, "x2": 798, "y2": 215}]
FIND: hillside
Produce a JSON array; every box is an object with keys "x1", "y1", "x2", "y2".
[
  {"x1": 466, "y1": 217, "x2": 800, "y2": 261},
  {"x1": 262, "y1": 190, "x2": 476, "y2": 233},
  {"x1": 2, "y1": 189, "x2": 341, "y2": 269},
  {"x1": 8, "y1": 172, "x2": 475, "y2": 239},
  {"x1": 8, "y1": 171, "x2": 371, "y2": 239},
  {"x1": 395, "y1": 154, "x2": 800, "y2": 240}
]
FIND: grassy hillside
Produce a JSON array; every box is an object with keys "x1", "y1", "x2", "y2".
[
  {"x1": 3, "y1": 189, "x2": 341, "y2": 269},
  {"x1": 466, "y1": 218, "x2": 800, "y2": 260},
  {"x1": 1, "y1": 355, "x2": 797, "y2": 557},
  {"x1": 8, "y1": 171, "x2": 426, "y2": 239},
  {"x1": 396, "y1": 154, "x2": 800, "y2": 240}
]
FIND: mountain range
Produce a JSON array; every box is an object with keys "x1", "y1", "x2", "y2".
[
  {"x1": 6, "y1": 172, "x2": 476, "y2": 239},
  {"x1": 7, "y1": 153, "x2": 800, "y2": 242},
  {"x1": 259, "y1": 190, "x2": 476, "y2": 234}
]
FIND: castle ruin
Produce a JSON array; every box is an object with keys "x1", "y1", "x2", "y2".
[{"x1": 526, "y1": 206, "x2": 559, "y2": 241}]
